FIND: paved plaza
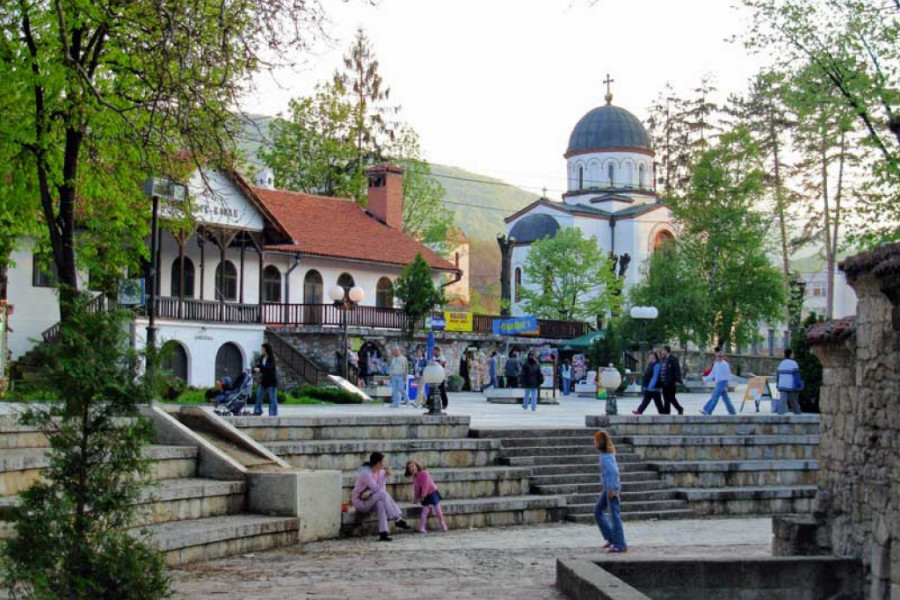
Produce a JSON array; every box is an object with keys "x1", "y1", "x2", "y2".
[{"x1": 171, "y1": 518, "x2": 772, "y2": 599}]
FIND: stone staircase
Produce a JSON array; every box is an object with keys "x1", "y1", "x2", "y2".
[
  {"x1": 229, "y1": 415, "x2": 568, "y2": 537},
  {"x1": 588, "y1": 415, "x2": 820, "y2": 517},
  {"x1": 0, "y1": 417, "x2": 299, "y2": 566},
  {"x1": 471, "y1": 428, "x2": 695, "y2": 523}
]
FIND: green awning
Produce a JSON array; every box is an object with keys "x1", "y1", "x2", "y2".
[{"x1": 557, "y1": 331, "x2": 604, "y2": 350}]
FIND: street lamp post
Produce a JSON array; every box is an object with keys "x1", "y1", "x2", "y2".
[
  {"x1": 599, "y1": 363, "x2": 623, "y2": 416},
  {"x1": 423, "y1": 359, "x2": 446, "y2": 416},
  {"x1": 629, "y1": 305, "x2": 659, "y2": 365},
  {"x1": 328, "y1": 285, "x2": 365, "y2": 380},
  {"x1": 142, "y1": 177, "x2": 187, "y2": 376}
]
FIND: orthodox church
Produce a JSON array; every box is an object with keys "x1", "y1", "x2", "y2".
[{"x1": 501, "y1": 84, "x2": 676, "y2": 316}]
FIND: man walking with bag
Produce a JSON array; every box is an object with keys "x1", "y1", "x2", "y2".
[
  {"x1": 775, "y1": 348, "x2": 804, "y2": 414},
  {"x1": 659, "y1": 345, "x2": 684, "y2": 415}
]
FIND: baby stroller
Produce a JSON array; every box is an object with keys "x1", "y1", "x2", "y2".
[{"x1": 213, "y1": 370, "x2": 253, "y2": 416}]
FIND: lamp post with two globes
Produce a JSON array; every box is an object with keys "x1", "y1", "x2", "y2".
[{"x1": 328, "y1": 285, "x2": 365, "y2": 380}]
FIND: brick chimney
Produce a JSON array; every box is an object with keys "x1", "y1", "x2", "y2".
[{"x1": 365, "y1": 164, "x2": 404, "y2": 229}]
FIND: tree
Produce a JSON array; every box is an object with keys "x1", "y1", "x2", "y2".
[
  {"x1": 0, "y1": 0, "x2": 328, "y2": 317},
  {"x1": 670, "y1": 127, "x2": 787, "y2": 348},
  {"x1": 518, "y1": 227, "x2": 622, "y2": 322},
  {"x1": 741, "y1": 0, "x2": 900, "y2": 243},
  {"x1": 791, "y1": 312, "x2": 825, "y2": 412},
  {"x1": 3, "y1": 297, "x2": 169, "y2": 599},
  {"x1": 394, "y1": 253, "x2": 445, "y2": 339}
]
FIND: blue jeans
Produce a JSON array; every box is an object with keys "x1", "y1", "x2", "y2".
[
  {"x1": 390, "y1": 374, "x2": 407, "y2": 407},
  {"x1": 255, "y1": 386, "x2": 277, "y2": 416},
  {"x1": 594, "y1": 492, "x2": 626, "y2": 549},
  {"x1": 522, "y1": 388, "x2": 538, "y2": 411},
  {"x1": 562, "y1": 378, "x2": 571, "y2": 396},
  {"x1": 702, "y1": 381, "x2": 735, "y2": 415}
]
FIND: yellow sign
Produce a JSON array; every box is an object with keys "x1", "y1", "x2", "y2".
[{"x1": 444, "y1": 311, "x2": 474, "y2": 332}]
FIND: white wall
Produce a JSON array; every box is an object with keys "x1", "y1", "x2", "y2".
[{"x1": 567, "y1": 150, "x2": 654, "y2": 194}]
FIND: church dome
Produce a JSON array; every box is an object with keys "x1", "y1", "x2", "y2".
[
  {"x1": 509, "y1": 213, "x2": 560, "y2": 244},
  {"x1": 566, "y1": 104, "x2": 651, "y2": 155}
]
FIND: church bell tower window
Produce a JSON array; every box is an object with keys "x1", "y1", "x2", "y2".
[
  {"x1": 608, "y1": 164, "x2": 615, "y2": 188},
  {"x1": 578, "y1": 166, "x2": 584, "y2": 190}
]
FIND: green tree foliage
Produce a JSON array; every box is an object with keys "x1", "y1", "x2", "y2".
[
  {"x1": 517, "y1": 227, "x2": 622, "y2": 322},
  {"x1": 741, "y1": 0, "x2": 900, "y2": 243},
  {"x1": 589, "y1": 318, "x2": 626, "y2": 384},
  {"x1": 393, "y1": 253, "x2": 445, "y2": 339},
  {"x1": 261, "y1": 30, "x2": 453, "y2": 247},
  {"x1": 791, "y1": 312, "x2": 825, "y2": 412},
  {"x1": 2, "y1": 297, "x2": 169, "y2": 599},
  {"x1": 0, "y1": 0, "x2": 327, "y2": 315},
  {"x1": 669, "y1": 127, "x2": 787, "y2": 348}
]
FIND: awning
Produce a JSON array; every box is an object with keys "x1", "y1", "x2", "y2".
[{"x1": 557, "y1": 331, "x2": 604, "y2": 350}]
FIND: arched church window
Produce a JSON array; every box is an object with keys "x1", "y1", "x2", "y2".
[
  {"x1": 652, "y1": 230, "x2": 675, "y2": 252},
  {"x1": 514, "y1": 268, "x2": 522, "y2": 302},
  {"x1": 578, "y1": 166, "x2": 584, "y2": 190},
  {"x1": 608, "y1": 164, "x2": 615, "y2": 188},
  {"x1": 638, "y1": 164, "x2": 647, "y2": 190}
]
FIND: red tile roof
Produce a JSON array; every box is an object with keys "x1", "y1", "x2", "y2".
[{"x1": 250, "y1": 186, "x2": 457, "y2": 272}]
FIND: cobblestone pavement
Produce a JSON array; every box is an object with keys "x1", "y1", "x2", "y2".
[{"x1": 171, "y1": 519, "x2": 773, "y2": 599}]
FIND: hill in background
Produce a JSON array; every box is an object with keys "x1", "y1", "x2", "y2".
[{"x1": 234, "y1": 114, "x2": 537, "y2": 311}]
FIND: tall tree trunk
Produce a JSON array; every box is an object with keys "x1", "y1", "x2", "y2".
[
  {"x1": 828, "y1": 130, "x2": 847, "y2": 319},
  {"x1": 819, "y1": 128, "x2": 834, "y2": 320},
  {"x1": 770, "y1": 121, "x2": 790, "y2": 277}
]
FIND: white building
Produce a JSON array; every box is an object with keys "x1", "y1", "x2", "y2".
[
  {"x1": 6, "y1": 164, "x2": 458, "y2": 386},
  {"x1": 504, "y1": 91, "x2": 675, "y2": 314}
]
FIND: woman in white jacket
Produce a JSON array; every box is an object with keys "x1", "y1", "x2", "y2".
[{"x1": 700, "y1": 352, "x2": 736, "y2": 415}]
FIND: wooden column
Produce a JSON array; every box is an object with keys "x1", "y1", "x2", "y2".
[
  {"x1": 258, "y1": 248, "x2": 265, "y2": 324},
  {"x1": 239, "y1": 237, "x2": 246, "y2": 304},
  {"x1": 199, "y1": 236, "x2": 206, "y2": 301}
]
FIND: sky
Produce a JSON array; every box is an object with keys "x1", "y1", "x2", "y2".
[{"x1": 242, "y1": 0, "x2": 768, "y2": 198}]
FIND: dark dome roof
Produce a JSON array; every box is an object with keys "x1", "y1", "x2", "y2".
[
  {"x1": 509, "y1": 213, "x2": 560, "y2": 244},
  {"x1": 567, "y1": 104, "x2": 651, "y2": 155}
]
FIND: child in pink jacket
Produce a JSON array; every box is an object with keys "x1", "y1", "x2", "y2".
[{"x1": 405, "y1": 461, "x2": 448, "y2": 533}]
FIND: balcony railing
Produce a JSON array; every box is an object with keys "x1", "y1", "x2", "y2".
[{"x1": 146, "y1": 297, "x2": 591, "y2": 340}]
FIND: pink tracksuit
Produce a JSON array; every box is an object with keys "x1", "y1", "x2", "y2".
[
  {"x1": 351, "y1": 466, "x2": 402, "y2": 534},
  {"x1": 413, "y1": 469, "x2": 447, "y2": 533}
]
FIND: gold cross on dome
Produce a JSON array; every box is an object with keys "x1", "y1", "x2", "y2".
[{"x1": 604, "y1": 74, "x2": 615, "y2": 104}]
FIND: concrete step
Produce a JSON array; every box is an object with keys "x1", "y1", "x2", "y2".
[
  {"x1": 0, "y1": 420, "x2": 50, "y2": 450},
  {"x1": 232, "y1": 415, "x2": 471, "y2": 442},
  {"x1": 651, "y1": 459, "x2": 819, "y2": 488},
  {"x1": 534, "y1": 480, "x2": 668, "y2": 496},
  {"x1": 567, "y1": 489, "x2": 681, "y2": 505},
  {"x1": 501, "y1": 445, "x2": 599, "y2": 458},
  {"x1": 587, "y1": 415, "x2": 821, "y2": 437},
  {"x1": 141, "y1": 514, "x2": 299, "y2": 566},
  {"x1": 526, "y1": 461, "x2": 649, "y2": 476},
  {"x1": 504, "y1": 453, "x2": 643, "y2": 468},
  {"x1": 495, "y1": 436, "x2": 596, "y2": 448},
  {"x1": 678, "y1": 485, "x2": 818, "y2": 517},
  {"x1": 340, "y1": 494, "x2": 567, "y2": 537},
  {"x1": 135, "y1": 478, "x2": 246, "y2": 527},
  {"x1": 567, "y1": 509, "x2": 696, "y2": 524},
  {"x1": 623, "y1": 435, "x2": 819, "y2": 461},
  {"x1": 339, "y1": 466, "x2": 531, "y2": 503},
  {"x1": 530, "y1": 471, "x2": 660, "y2": 486},
  {"x1": 266, "y1": 438, "x2": 500, "y2": 471},
  {"x1": 0, "y1": 445, "x2": 198, "y2": 496},
  {"x1": 566, "y1": 499, "x2": 689, "y2": 515},
  {"x1": 471, "y1": 428, "x2": 590, "y2": 440}
]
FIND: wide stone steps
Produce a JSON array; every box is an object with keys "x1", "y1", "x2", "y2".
[
  {"x1": 339, "y1": 466, "x2": 531, "y2": 504},
  {"x1": 135, "y1": 478, "x2": 247, "y2": 527},
  {"x1": 678, "y1": 485, "x2": 818, "y2": 516},
  {"x1": 340, "y1": 494, "x2": 566, "y2": 537},
  {"x1": 265, "y1": 438, "x2": 500, "y2": 471},
  {"x1": 486, "y1": 435, "x2": 596, "y2": 449},
  {"x1": 588, "y1": 415, "x2": 821, "y2": 437},
  {"x1": 622, "y1": 435, "x2": 820, "y2": 461},
  {"x1": 529, "y1": 470, "x2": 659, "y2": 486},
  {"x1": 470, "y1": 428, "x2": 591, "y2": 440},
  {"x1": 500, "y1": 444, "x2": 598, "y2": 458},
  {"x1": 650, "y1": 459, "x2": 819, "y2": 488},
  {"x1": 141, "y1": 514, "x2": 299, "y2": 566},
  {"x1": 566, "y1": 499, "x2": 689, "y2": 516},
  {"x1": 567, "y1": 489, "x2": 681, "y2": 505},
  {"x1": 231, "y1": 415, "x2": 471, "y2": 442},
  {"x1": 503, "y1": 452, "x2": 642, "y2": 468},
  {"x1": 567, "y1": 508, "x2": 696, "y2": 524}
]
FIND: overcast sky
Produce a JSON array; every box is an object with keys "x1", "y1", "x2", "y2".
[{"x1": 242, "y1": 0, "x2": 767, "y2": 197}]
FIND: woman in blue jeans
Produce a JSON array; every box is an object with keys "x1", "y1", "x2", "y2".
[
  {"x1": 253, "y1": 343, "x2": 279, "y2": 416},
  {"x1": 700, "y1": 352, "x2": 735, "y2": 415},
  {"x1": 593, "y1": 429, "x2": 626, "y2": 552}
]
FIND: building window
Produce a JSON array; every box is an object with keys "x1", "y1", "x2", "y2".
[
  {"x1": 303, "y1": 270, "x2": 323, "y2": 304},
  {"x1": 638, "y1": 164, "x2": 647, "y2": 189},
  {"x1": 262, "y1": 265, "x2": 282, "y2": 303},
  {"x1": 514, "y1": 267, "x2": 522, "y2": 302},
  {"x1": 578, "y1": 166, "x2": 584, "y2": 190},
  {"x1": 171, "y1": 257, "x2": 195, "y2": 298},
  {"x1": 32, "y1": 254, "x2": 58, "y2": 288},
  {"x1": 607, "y1": 164, "x2": 615, "y2": 187},
  {"x1": 161, "y1": 340, "x2": 189, "y2": 383},
  {"x1": 652, "y1": 230, "x2": 675, "y2": 252},
  {"x1": 337, "y1": 272, "x2": 355, "y2": 293},
  {"x1": 215, "y1": 260, "x2": 237, "y2": 302},
  {"x1": 768, "y1": 328, "x2": 775, "y2": 356},
  {"x1": 375, "y1": 277, "x2": 393, "y2": 309},
  {"x1": 215, "y1": 342, "x2": 243, "y2": 381}
]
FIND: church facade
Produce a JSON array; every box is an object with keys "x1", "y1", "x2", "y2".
[{"x1": 503, "y1": 91, "x2": 676, "y2": 315}]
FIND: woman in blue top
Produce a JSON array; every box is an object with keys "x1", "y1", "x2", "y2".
[
  {"x1": 633, "y1": 351, "x2": 663, "y2": 415},
  {"x1": 594, "y1": 429, "x2": 627, "y2": 552}
]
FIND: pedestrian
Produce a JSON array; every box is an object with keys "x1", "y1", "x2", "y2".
[
  {"x1": 389, "y1": 347, "x2": 409, "y2": 408},
  {"x1": 659, "y1": 345, "x2": 684, "y2": 415},
  {"x1": 351, "y1": 452, "x2": 410, "y2": 542},
  {"x1": 700, "y1": 351, "x2": 736, "y2": 415},
  {"x1": 433, "y1": 346, "x2": 449, "y2": 410},
  {"x1": 775, "y1": 348, "x2": 804, "y2": 415},
  {"x1": 504, "y1": 350, "x2": 522, "y2": 388},
  {"x1": 561, "y1": 359, "x2": 573, "y2": 396},
  {"x1": 487, "y1": 351, "x2": 499, "y2": 391},
  {"x1": 358, "y1": 349, "x2": 370, "y2": 387},
  {"x1": 405, "y1": 461, "x2": 448, "y2": 534},
  {"x1": 253, "y1": 343, "x2": 278, "y2": 416},
  {"x1": 413, "y1": 349, "x2": 427, "y2": 408},
  {"x1": 593, "y1": 430, "x2": 627, "y2": 553},
  {"x1": 521, "y1": 352, "x2": 543, "y2": 411},
  {"x1": 633, "y1": 351, "x2": 664, "y2": 415}
]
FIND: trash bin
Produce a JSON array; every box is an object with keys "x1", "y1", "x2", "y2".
[{"x1": 407, "y1": 375, "x2": 417, "y2": 401}]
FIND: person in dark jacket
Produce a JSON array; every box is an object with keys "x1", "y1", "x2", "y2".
[
  {"x1": 253, "y1": 343, "x2": 279, "y2": 416},
  {"x1": 505, "y1": 351, "x2": 522, "y2": 388},
  {"x1": 633, "y1": 351, "x2": 664, "y2": 415},
  {"x1": 659, "y1": 345, "x2": 684, "y2": 415},
  {"x1": 521, "y1": 352, "x2": 543, "y2": 412}
]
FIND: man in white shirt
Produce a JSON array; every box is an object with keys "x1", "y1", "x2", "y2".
[
  {"x1": 775, "y1": 349, "x2": 803, "y2": 414},
  {"x1": 700, "y1": 352, "x2": 736, "y2": 415},
  {"x1": 389, "y1": 347, "x2": 409, "y2": 408},
  {"x1": 433, "y1": 347, "x2": 449, "y2": 410}
]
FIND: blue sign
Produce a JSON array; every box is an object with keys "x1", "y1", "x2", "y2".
[
  {"x1": 430, "y1": 316, "x2": 446, "y2": 331},
  {"x1": 492, "y1": 316, "x2": 539, "y2": 335}
]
